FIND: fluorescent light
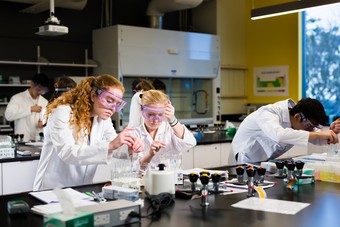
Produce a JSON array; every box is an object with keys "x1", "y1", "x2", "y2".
[{"x1": 251, "y1": 0, "x2": 340, "y2": 20}]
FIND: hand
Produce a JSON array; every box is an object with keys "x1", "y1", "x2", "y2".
[
  {"x1": 149, "y1": 141, "x2": 166, "y2": 156},
  {"x1": 164, "y1": 100, "x2": 176, "y2": 123},
  {"x1": 130, "y1": 137, "x2": 144, "y2": 153},
  {"x1": 324, "y1": 130, "x2": 339, "y2": 144},
  {"x1": 37, "y1": 119, "x2": 43, "y2": 128},
  {"x1": 109, "y1": 127, "x2": 143, "y2": 151},
  {"x1": 330, "y1": 118, "x2": 340, "y2": 134},
  {"x1": 31, "y1": 105, "x2": 42, "y2": 113}
]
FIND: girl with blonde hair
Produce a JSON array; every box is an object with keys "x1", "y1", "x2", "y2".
[
  {"x1": 129, "y1": 89, "x2": 196, "y2": 174},
  {"x1": 33, "y1": 74, "x2": 144, "y2": 191}
]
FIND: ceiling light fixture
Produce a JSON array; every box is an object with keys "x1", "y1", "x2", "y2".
[{"x1": 251, "y1": 0, "x2": 340, "y2": 20}]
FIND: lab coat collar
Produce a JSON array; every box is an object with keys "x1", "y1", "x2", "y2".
[
  {"x1": 24, "y1": 89, "x2": 44, "y2": 105},
  {"x1": 140, "y1": 121, "x2": 166, "y2": 140},
  {"x1": 283, "y1": 99, "x2": 296, "y2": 127}
]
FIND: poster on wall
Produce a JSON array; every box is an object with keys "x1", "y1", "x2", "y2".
[{"x1": 254, "y1": 65, "x2": 289, "y2": 96}]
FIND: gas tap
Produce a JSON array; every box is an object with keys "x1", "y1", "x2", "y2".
[
  {"x1": 236, "y1": 165, "x2": 245, "y2": 184},
  {"x1": 211, "y1": 172, "x2": 221, "y2": 192},
  {"x1": 275, "y1": 160, "x2": 285, "y2": 178},
  {"x1": 188, "y1": 173, "x2": 199, "y2": 192},
  {"x1": 246, "y1": 166, "x2": 256, "y2": 197},
  {"x1": 286, "y1": 162, "x2": 296, "y2": 190},
  {"x1": 200, "y1": 174, "x2": 210, "y2": 207},
  {"x1": 295, "y1": 160, "x2": 305, "y2": 177},
  {"x1": 257, "y1": 166, "x2": 266, "y2": 184}
]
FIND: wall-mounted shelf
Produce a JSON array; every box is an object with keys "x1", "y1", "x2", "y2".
[
  {"x1": 0, "y1": 59, "x2": 97, "y2": 68},
  {"x1": 0, "y1": 84, "x2": 30, "y2": 87},
  {"x1": 0, "y1": 46, "x2": 97, "y2": 75}
]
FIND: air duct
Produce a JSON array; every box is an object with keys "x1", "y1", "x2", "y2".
[{"x1": 146, "y1": 0, "x2": 203, "y2": 29}]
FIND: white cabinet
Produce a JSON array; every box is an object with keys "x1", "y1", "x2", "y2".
[
  {"x1": 2, "y1": 160, "x2": 39, "y2": 195},
  {"x1": 220, "y1": 143, "x2": 236, "y2": 166},
  {"x1": 193, "y1": 144, "x2": 221, "y2": 168},
  {"x1": 182, "y1": 148, "x2": 194, "y2": 170}
]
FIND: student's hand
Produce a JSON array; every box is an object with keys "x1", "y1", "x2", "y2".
[
  {"x1": 327, "y1": 130, "x2": 339, "y2": 144},
  {"x1": 109, "y1": 127, "x2": 142, "y2": 151},
  {"x1": 31, "y1": 105, "x2": 42, "y2": 113},
  {"x1": 130, "y1": 137, "x2": 144, "y2": 153},
  {"x1": 330, "y1": 118, "x2": 340, "y2": 134},
  {"x1": 37, "y1": 119, "x2": 43, "y2": 128},
  {"x1": 164, "y1": 100, "x2": 176, "y2": 123},
  {"x1": 310, "y1": 130, "x2": 339, "y2": 144},
  {"x1": 149, "y1": 141, "x2": 166, "y2": 156}
]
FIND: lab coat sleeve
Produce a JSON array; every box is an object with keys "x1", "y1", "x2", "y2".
[
  {"x1": 170, "y1": 125, "x2": 197, "y2": 152},
  {"x1": 5, "y1": 94, "x2": 31, "y2": 121},
  {"x1": 258, "y1": 109, "x2": 309, "y2": 147},
  {"x1": 48, "y1": 106, "x2": 111, "y2": 165},
  {"x1": 128, "y1": 92, "x2": 142, "y2": 128}
]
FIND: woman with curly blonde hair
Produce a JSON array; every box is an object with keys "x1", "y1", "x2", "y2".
[
  {"x1": 33, "y1": 74, "x2": 144, "y2": 191},
  {"x1": 130, "y1": 89, "x2": 196, "y2": 175}
]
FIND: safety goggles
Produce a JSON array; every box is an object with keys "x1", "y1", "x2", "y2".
[
  {"x1": 300, "y1": 112, "x2": 323, "y2": 131},
  {"x1": 34, "y1": 84, "x2": 49, "y2": 95},
  {"x1": 141, "y1": 105, "x2": 166, "y2": 121},
  {"x1": 55, "y1": 87, "x2": 73, "y2": 92},
  {"x1": 94, "y1": 87, "x2": 126, "y2": 112}
]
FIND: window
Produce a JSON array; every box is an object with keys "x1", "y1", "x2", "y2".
[{"x1": 302, "y1": 4, "x2": 340, "y2": 123}]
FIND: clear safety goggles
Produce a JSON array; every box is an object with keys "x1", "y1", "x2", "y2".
[
  {"x1": 141, "y1": 105, "x2": 166, "y2": 121},
  {"x1": 34, "y1": 84, "x2": 49, "y2": 95},
  {"x1": 94, "y1": 87, "x2": 126, "y2": 112},
  {"x1": 300, "y1": 112, "x2": 323, "y2": 132},
  {"x1": 55, "y1": 87, "x2": 73, "y2": 92}
]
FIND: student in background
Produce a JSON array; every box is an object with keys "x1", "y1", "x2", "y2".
[
  {"x1": 130, "y1": 89, "x2": 196, "y2": 174},
  {"x1": 33, "y1": 74, "x2": 144, "y2": 191},
  {"x1": 38, "y1": 76, "x2": 77, "y2": 128},
  {"x1": 232, "y1": 98, "x2": 340, "y2": 164},
  {"x1": 128, "y1": 79, "x2": 154, "y2": 128},
  {"x1": 5, "y1": 73, "x2": 50, "y2": 141},
  {"x1": 152, "y1": 79, "x2": 167, "y2": 94},
  {"x1": 49, "y1": 76, "x2": 77, "y2": 102}
]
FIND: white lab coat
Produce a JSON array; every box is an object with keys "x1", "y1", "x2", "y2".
[
  {"x1": 5, "y1": 89, "x2": 48, "y2": 141},
  {"x1": 128, "y1": 91, "x2": 144, "y2": 128},
  {"x1": 231, "y1": 99, "x2": 326, "y2": 164},
  {"x1": 131, "y1": 121, "x2": 196, "y2": 169},
  {"x1": 33, "y1": 105, "x2": 128, "y2": 191}
]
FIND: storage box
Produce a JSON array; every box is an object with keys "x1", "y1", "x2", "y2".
[
  {"x1": 102, "y1": 185, "x2": 139, "y2": 202},
  {"x1": 44, "y1": 210, "x2": 94, "y2": 227}
]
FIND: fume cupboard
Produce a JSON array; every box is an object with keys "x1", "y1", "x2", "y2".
[{"x1": 92, "y1": 24, "x2": 221, "y2": 129}]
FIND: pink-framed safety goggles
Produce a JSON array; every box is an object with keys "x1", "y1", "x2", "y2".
[
  {"x1": 141, "y1": 105, "x2": 166, "y2": 121},
  {"x1": 300, "y1": 112, "x2": 323, "y2": 132},
  {"x1": 94, "y1": 87, "x2": 126, "y2": 112}
]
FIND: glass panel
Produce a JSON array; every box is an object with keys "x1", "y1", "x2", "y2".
[{"x1": 121, "y1": 77, "x2": 212, "y2": 126}]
